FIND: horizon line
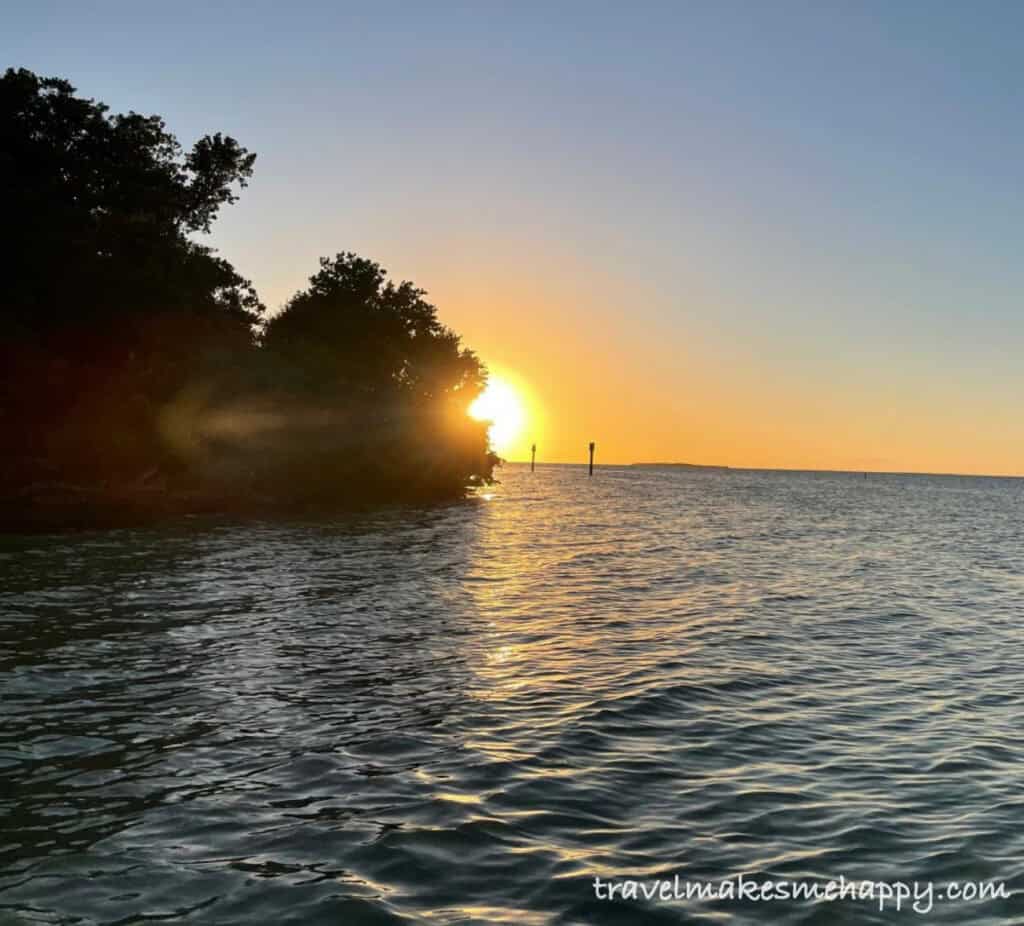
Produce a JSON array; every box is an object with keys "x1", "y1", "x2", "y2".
[{"x1": 499, "y1": 460, "x2": 1024, "y2": 481}]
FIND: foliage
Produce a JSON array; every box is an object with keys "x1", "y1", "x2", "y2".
[
  {"x1": 0, "y1": 69, "x2": 496, "y2": 521},
  {"x1": 256, "y1": 253, "x2": 495, "y2": 502},
  {"x1": 1, "y1": 67, "x2": 260, "y2": 332},
  {"x1": 264, "y1": 253, "x2": 484, "y2": 398},
  {"x1": 1, "y1": 67, "x2": 261, "y2": 481}
]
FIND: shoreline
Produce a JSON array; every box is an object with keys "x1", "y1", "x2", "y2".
[{"x1": 0, "y1": 480, "x2": 479, "y2": 534}]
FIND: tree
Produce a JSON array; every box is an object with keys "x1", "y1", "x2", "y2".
[
  {"x1": 263, "y1": 253, "x2": 483, "y2": 397},
  {"x1": 0, "y1": 68, "x2": 261, "y2": 480},
  {"x1": 260, "y1": 254, "x2": 497, "y2": 501},
  {"x1": 0, "y1": 69, "x2": 496, "y2": 521}
]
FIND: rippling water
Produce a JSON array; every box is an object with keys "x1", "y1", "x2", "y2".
[{"x1": 3, "y1": 464, "x2": 1024, "y2": 924}]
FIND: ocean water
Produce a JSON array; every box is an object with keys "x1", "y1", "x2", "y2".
[{"x1": 3, "y1": 464, "x2": 1024, "y2": 924}]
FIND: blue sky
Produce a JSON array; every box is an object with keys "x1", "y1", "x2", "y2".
[{"x1": 7, "y1": 1, "x2": 1024, "y2": 469}]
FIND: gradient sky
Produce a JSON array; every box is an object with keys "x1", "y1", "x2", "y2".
[{"x1": 8, "y1": 2, "x2": 1024, "y2": 472}]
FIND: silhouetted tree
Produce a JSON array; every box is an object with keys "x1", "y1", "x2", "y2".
[
  {"x1": 2, "y1": 68, "x2": 259, "y2": 330},
  {"x1": 263, "y1": 254, "x2": 483, "y2": 398},
  {"x1": 1, "y1": 70, "x2": 496, "y2": 524},
  {"x1": 0, "y1": 68, "x2": 260, "y2": 482},
  {"x1": 259, "y1": 254, "x2": 496, "y2": 502}
]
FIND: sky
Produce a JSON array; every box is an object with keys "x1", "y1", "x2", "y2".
[{"x1": 7, "y1": 1, "x2": 1024, "y2": 472}]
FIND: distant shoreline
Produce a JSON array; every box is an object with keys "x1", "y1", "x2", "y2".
[
  {"x1": 630, "y1": 462, "x2": 731, "y2": 471},
  {"x1": 501, "y1": 460, "x2": 1024, "y2": 480}
]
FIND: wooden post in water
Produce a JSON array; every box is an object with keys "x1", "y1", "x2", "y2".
[
  {"x1": 531, "y1": 443, "x2": 536, "y2": 472},
  {"x1": 588, "y1": 441, "x2": 595, "y2": 477}
]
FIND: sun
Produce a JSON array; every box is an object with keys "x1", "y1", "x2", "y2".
[{"x1": 469, "y1": 375, "x2": 526, "y2": 455}]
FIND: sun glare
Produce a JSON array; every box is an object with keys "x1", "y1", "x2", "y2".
[{"x1": 469, "y1": 375, "x2": 526, "y2": 455}]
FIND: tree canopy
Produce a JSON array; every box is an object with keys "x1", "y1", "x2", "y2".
[
  {"x1": 1, "y1": 67, "x2": 260, "y2": 333},
  {"x1": 1, "y1": 68, "x2": 496, "y2": 524},
  {"x1": 264, "y1": 253, "x2": 485, "y2": 401}
]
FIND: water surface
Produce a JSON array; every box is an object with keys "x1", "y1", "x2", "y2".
[{"x1": 3, "y1": 465, "x2": 1024, "y2": 923}]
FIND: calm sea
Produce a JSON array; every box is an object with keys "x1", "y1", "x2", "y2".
[{"x1": 3, "y1": 464, "x2": 1024, "y2": 924}]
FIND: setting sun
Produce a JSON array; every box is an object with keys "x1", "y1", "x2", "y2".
[{"x1": 469, "y1": 375, "x2": 526, "y2": 455}]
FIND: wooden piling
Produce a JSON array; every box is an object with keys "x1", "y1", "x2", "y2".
[
  {"x1": 588, "y1": 441, "x2": 595, "y2": 476},
  {"x1": 531, "y1": 443, "x2": 536, "y2": 472}
]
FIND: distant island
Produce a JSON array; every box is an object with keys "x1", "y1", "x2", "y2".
[
  {"x1": 1, "y1": 69, "x2": 497, "y2": 530},
  {"x1": 631, "y1": 463, "x2": 731, "y2": 471}
]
